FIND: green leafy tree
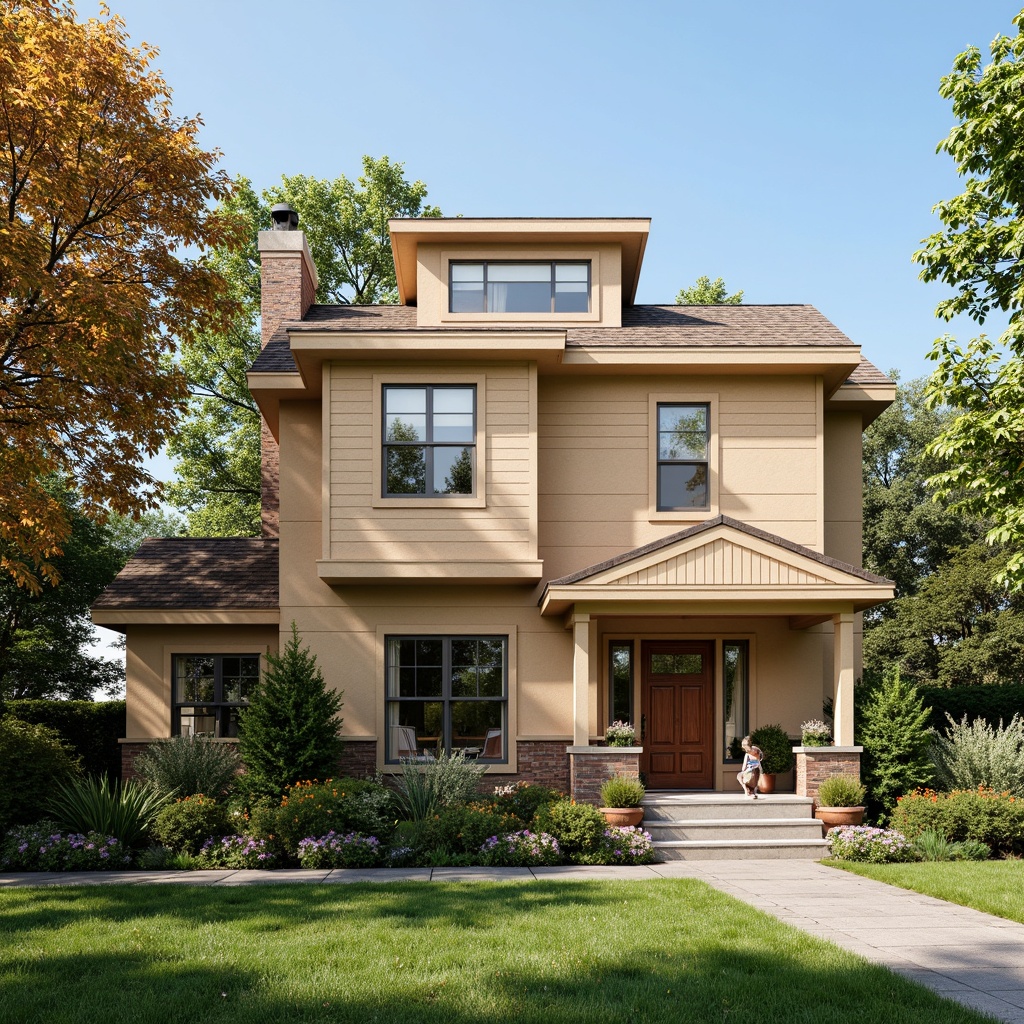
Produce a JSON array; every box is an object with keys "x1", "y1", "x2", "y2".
[
  {"x1": 675, "y1": 276, "x2": 743, "y2": 305},
  {"x1": 857, "y1": 670, "x2": 934, "y2": 821},
  {"x1": 237, "y1": 623, "x2": 343, "y2": 797},
  {"x1": 169, "y1": 158, "x2": 442, "y2": 535},
  {"x1": 914, "y1": 10, "x2": 1024, "y2": 590}
]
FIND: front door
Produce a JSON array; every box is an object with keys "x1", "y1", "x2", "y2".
[{"x1": 640, "y1": 640, "x2": 715, "y2": 789}]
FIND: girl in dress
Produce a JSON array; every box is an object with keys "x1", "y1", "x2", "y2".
[{"x1": 737, "y1": 735, "x2": 762, "y2": 798}]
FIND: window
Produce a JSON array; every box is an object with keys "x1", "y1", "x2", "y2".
[
  {"x1": 609, "y1": 641, "x2": 633, "y2": 724},
  {"x1": 656, "y1": 403, "x2": 710, "y2": 510},
  {"x1": 383, "y1": 385, "x2": 475, "y2": 496},
  {"x1": 723, "y1": 641, "x2": 749, "y2": 761},
  {"x1": 172, "y1": 654, "x2": 260, "y2": 738},
  {"x1": 450, "y1": 261, "x2": 590, "y2": 314},
  {"x1": 385, "y1": 636, "x2": 507, "y2": 762}
]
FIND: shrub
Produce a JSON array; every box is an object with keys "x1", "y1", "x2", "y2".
[
  {"x1": 47, "y1": 775, "x2": 170, "y2": 849},
  {"x1": 0, "y1": 823, "x2": 132, "y2": 871},
  {"x1": 393, "y1": 749, "x2": 488, "y2": 821},
  {"x1": 533, "y1": 800, "x2": 606, "y2": 858},
  {"x1": 890, "y1": 787, "x2": 1024, "y2": 856},
  {"x1": 604, "y1": 721, "x2": 636, "y2": 747},
  {"x1": 575, "y1": 826, "x2": 655, "y2": 866},
  {"x1": 917, "y1": 682, "x2": 1024, "y2": 732},
  {"x1": 480, "y1": 830, "x2": 561, "y2": 866},
  {"x1": 599, "y1": 775, "x2": 645, "y2": 808},
  {"x1": 296, "y1": 831, "x2": 383, "y2": 869},
  {"x1": 196, "y1": 835, "x2": 278, "y2": 869},
  {"x1": 827, "y1": 825, "x2": 917, "y2": 863},
  {"x1": 0, "y1": 717, "x2": 81, "y2": 833},
  {"x1": 134, "y1": 736, "x2": 242, "y2": 798},
  {"x1": 930, "y1": 713, "x2": 1024, "y2": 796},
  {"x1": 816, "y1": 775, "x2": 866, "y2": 807},
  {"x1": 238, "y1": 622, "x2": 343, "y2": 798},
  {"x1": 491, "y1": 782, "x2": 561, "y2": 821},
  {"x1": 6, "y1": 700, "x2": 124, "y2": 780},
  {"x1": 858, "y1": 669, "x2": 933, "y2": 821},
  {"x1": 800, "y1": 718, "x2": 832, "y2": 746},
  {"x1": 416, "y1": 802, "x2": 520, "y2": 857},
  {"x1": 152, "y1": 795, "x2": 233, "y2": 855},
  {"x1": 750, "y1": 723, "x2": 794, "y2": 774}
]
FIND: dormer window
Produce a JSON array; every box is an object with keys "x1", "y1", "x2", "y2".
[{"x1": 450, "y1": 261, "x2": 590, "y2": 314}]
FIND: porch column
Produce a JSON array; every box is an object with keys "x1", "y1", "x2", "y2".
[
  {"x1": 571, "y1": 612, "x2": 590, "y2": 746},
  {"x1": 833, "y1": 611, "x2": 855, "y2": 746}
]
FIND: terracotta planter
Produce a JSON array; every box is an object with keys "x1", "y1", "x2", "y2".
[
  {"x1": 600, "y1": 807, "x2": 644, "y2": 827},
  {"x1": 757, "y1": 773, "x2": 776, "y2": 794},
  {"x1": 815, "y1": 805, "x2": 865, "y2": 835}
]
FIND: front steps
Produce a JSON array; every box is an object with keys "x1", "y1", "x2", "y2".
[{"x1": 643, "y1": 792, "x2": 830, "y2": 861}]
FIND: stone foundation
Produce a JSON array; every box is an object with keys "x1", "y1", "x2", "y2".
[
  {"x1": 120, "y1": 741, "x2": 153, "y2": 782},
  {"x1": 795, "y1": 746, "x2": 862, "y2": 806},
  {"x1": 567, "y1": 746, "x2": 642, "y2": 804},
  {"x1": 337, "y1": 740, "x2": 377, "y2": 778}
]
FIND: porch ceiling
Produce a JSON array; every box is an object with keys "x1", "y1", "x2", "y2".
[{"x1": 539, "y1": 515, "x2": 894, "y2": 620}]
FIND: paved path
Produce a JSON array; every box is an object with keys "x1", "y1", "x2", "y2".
[{"x1": 3, "y1": 860, "x2": 1022, "y2": 1023}]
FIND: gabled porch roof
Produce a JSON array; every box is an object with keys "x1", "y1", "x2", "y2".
[{"x1": 539, "y1": 515, "x2": 893, "y2": 624}]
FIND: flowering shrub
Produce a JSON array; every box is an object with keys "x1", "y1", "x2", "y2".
[
  {"x1": 891, "y1": 786, "x2": 1024, "y2": 856},
  {"x1": 0, "y1": 824, "x2": 132, "y2": 871},
  {"x1": 576, "y1": 826, "x2": 655, "y2": 866},
  {"x1": 491, "y1": 782, "x2": 561, "y2": 821},
  {"x1": 197, "y1": 835, "x2": 278, "y2": 869},
  {"x1": 605, "y1": 721, "x2": 636, "y2": 747},
  {"x1": 152, "y1": 795, "x2": 232, "y2": 855},
  {"x1": 827, "y1": 825, "x2": 917, "y2": 863},
  {"x1": 480, "y1": 830, "x2": 561, "y2": 866},
  {"x1": 296, "y1": 832, "x2": 382, "y2": 869},
  {"x1": 417, "y1": 802, "x2": 521, "y2": 856},
  {"x1": 800, "y1": 719, "x2": 832, "y2": 746}
]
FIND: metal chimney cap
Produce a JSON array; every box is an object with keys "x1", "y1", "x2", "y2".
[{"x1": 270, "y1": 203, "x2": 299, "y2": 231}]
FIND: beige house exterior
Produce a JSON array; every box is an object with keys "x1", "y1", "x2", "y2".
[{"x1": 93, "y1": 215, "x2": 895, "y2": 796}]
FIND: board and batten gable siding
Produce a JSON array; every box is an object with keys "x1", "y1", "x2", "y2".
[
  {"x1": 537, "y1": 374, "x2": 823, "y2": 582},
  {"x1": 326, "y1": 362, "x2": 537, "y2": 565}
]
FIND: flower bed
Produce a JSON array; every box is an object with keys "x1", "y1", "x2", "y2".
[
  {"x1": 827, "y1": 825, "x2": 916, "y2": 863},
  {"x1": 1, "y1": 824, "x2": 132, "y2": 871}
]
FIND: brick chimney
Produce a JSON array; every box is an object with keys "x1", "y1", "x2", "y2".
[{"x1": 256, "y1": 207, "x2": 318, "y2": 538}]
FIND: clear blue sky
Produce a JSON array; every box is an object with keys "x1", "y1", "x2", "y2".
[{"x1": 105, "y1": 0, "x2": 1019, "y2": 383}]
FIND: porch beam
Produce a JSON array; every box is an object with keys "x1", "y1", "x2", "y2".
[
  {"x1": 833, "y1": 611, "x2": 855, "y2": 746},
  {"x1": 571, "y1": 613, "x2": 591, "y2": 747}
]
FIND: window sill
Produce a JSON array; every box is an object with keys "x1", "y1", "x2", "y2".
[
  {"x1": 372, "y1": 495, "x2": 486, "y2": 510},
  {"x1": 648, "y1": 508, "x2": 716, "y2": 524}
]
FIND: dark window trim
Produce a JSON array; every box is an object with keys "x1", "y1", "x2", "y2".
[
  {"x1": 171, "y1": 653, "x2": 260, "y2": 738},
  {"x1": 656, "y1": 401, "x2": 711, "y2": 511},
  {"x1": 449, "y1": 259, "x2": 591, "y2": 314},
  {"x1": 382, "y1": 383, "x2": 477, "y2": 498},
  {"x1": 608, "y1": 640, "x2": 634, "y2": 725},
  {"x1": 384, "y1": 634, "x2": 508, "y2": 764}
]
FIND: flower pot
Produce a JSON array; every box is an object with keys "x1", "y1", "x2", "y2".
[
  {"x1": 815, "y1": 805, "x2": 864, "y2": 836},
  {"x1": 757, "y1": 773, "x2": 776, "y2": 794},
  {"x1": 600, "y1": 807, "x2": 644, "y2": 827}
]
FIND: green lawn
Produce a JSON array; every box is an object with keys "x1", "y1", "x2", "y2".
[
  {"x1": 828, "y1": 859, "x2": 1024, "y2": 924},
  {"x1": 0, "y1": 880, "x2": 991, "y2": 1024}
]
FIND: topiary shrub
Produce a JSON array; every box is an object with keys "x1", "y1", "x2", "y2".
[
  {"x1": 152, "y1": 795, "x2": 233, "y2": 855},
  {"x1": 134, "y1": 736, "x2": 242, "y2": 798},
  {"x1": 0, "y1": 717, "x2": 81, "y2": 834},
  {"x1": 599, "y1": 775, "x2": 645, "y2": 808},
  {"x1": 930, "y1": 713, "x2": 1024, "y2": 796},
  {"x1": 750, "y1": 723, "x2": 794, "y2": 775},
  {"x1": 817, "y1": 775, "x2": 866, "y2": 808}
]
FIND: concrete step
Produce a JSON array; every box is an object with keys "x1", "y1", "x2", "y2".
[
  {"x1": 645, "y1": 817, "x2": 825, "y2": 842},
  {"x1": 642, "y1": 794, "x2": 813, "y2": 822},
  {"x1": 654, "y1": 837, "x2": 831, "y2": 861}
]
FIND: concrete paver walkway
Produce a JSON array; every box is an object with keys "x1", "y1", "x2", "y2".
[{"x1": 3, "y1": 860, "x2": 1022, "y2": 1022}]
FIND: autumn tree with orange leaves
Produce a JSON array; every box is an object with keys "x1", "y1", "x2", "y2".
[{"x1": 0, "y1": 0, "x2": 241, "y2": 590}]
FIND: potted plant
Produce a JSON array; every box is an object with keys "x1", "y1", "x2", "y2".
[
  {"x1": 800, "y1": 718, "x2": 832, "y2": 746},
  {"x1": 814, "y1": 774, "x2": 866, "y2": 833},
  {"x1": 749, "y1": 723, "x2": 795, "y2": 793},
  {"x1": 605, "y1": 721, "x2": 637, "y2": 747},
  {"x1": 599, "y1": 774, "x2": 645, "y2": 827}
]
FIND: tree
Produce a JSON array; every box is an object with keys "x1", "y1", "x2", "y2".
[
  {"x1": 675, "y1": 276, "x2": 743, "y2": 305},
  {"x1": 914, "y1": 10, "x2": 1024, "y2": 590},
  {"x1": 0, "y1": 1, "x2": 241, "y2": 588},
  {"x1": 237, "y1": 623, "x2": 343, "y2": 797},
  {"x1": 169, "y1": 161, "x2": 442, "y2": 535}
]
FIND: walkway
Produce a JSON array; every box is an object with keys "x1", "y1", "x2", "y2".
[{"x1": 3, "y1": 860, "x2": 1023, "y2": 1023}]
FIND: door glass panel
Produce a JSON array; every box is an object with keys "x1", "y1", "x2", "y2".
[{"x1": 651, "y1": 652, "x2": 703, "y2": 675}]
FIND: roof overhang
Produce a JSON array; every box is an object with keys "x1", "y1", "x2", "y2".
[
  {"x1": 91, "y1": 608, "x2": 281, "y2": 632},
  {"x1": 826, "y1": 380, "x2": 898, "y2": 426},
  {"x1": 540, "y1": 516, "x2": 894, "y2": 622},
  {"x1": 389, "y1": 218, "x2": 651, "y2": 306}
]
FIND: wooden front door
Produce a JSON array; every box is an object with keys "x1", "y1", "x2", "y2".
[{"x1": 640, "y1": 640, "x2": 715, "y2": 789}]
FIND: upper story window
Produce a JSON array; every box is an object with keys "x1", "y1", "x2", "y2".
[
  {"x1": 384, "y1": 385, "x2": 476, "y2": 497},
  {"x1": 450, "y1": 261, "x2": 590, "y2": 314},
  {"x1": 657, "y1": 403, "x2": 710, "y2": 510}
]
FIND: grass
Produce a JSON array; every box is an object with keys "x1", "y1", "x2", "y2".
[
  {"x1": 0, "y1": 880, "x2": 992, "y2": 1024},
  {"x1": 828, "y1": 859, "x2": 1024, "y2": 924}
]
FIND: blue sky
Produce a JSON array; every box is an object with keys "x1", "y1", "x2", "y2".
[{"x1": 105, "y1": 0, "x2": 1020, "y2": 386}]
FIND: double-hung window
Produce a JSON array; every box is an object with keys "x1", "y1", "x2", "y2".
[
  {"x1": 172, "y1": 654, "x2": 260, "y2": 738},
  {"x1": 383, "y1": 385, "x2": 476, "y2": 497},
  {"x1": 450, "y1": 261, "x2": 590, "y2": 314},
  {"x1": 385, "y1": 636, "x2": 507, "y2": 762},
  {"x1": 656, "y1": 402, "x2": 710, "y2": 510}
]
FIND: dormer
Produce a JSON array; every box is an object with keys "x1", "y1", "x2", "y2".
[{"x1": 388, "y1": 218, "x2": 651, "y2": 329}]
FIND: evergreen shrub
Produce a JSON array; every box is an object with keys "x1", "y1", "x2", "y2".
[
  {"x1": 749, "y1": 723, "x2": 794, "y2": 774},
  {"x1": 0, "y1": 717, "x2": 81, "y2": 834},
  {"x1": 152, "y1": 796, "x2": 233, "y2": 855},
  {"x1": 6, "y1": 700, "x2": 124, "y2": 780},
  {"x1": 533, "y1": 800, "x2": 606, "y2": 858},
  {"x1": 917, "y1": 683, "x2": 1024, "y2": 732}
]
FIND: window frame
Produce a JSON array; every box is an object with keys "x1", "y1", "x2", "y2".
[
  {"x1": 383, "y1": 634, "x2": 509, "y2": 764},
  {"x1": 608, "y1": 640, "x2": 634, "y2": 726},
  {"x1": 648, "y1": 392, "x2": 719, "y2": 522},
  {"x1": 722, "y1": 640, "x2": 750, "y2": 762},
  {"x1": 171, "y1": 653, "x2": 261, "y2": 738},
  {"x1": 449, "y1": 260, "x2": 591, "y2": 315}
]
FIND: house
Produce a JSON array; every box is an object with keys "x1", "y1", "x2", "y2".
[{"x1": 92, "y1": 213, "x2": 895, "y2": 800}]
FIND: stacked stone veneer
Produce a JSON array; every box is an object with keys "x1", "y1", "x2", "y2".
[
  {"x1": 567, "y1": 746, "x2": 642, "y2": 804},
  {"x1": 795, "y1": 746, "x2": 863, "y2": 807}
]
